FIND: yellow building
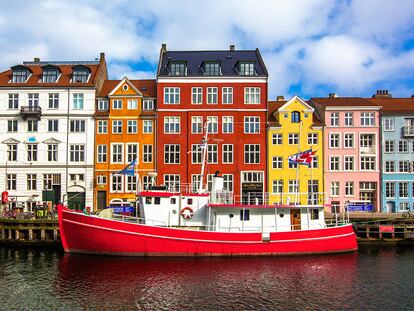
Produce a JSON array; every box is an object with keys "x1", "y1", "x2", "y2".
[{"x1": 267, "y1": 95, "x2": 324, "y2": 206}]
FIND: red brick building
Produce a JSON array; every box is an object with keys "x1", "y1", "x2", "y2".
[{"x1": 156, "y1": 44, "x2": 268, "y2": 204}]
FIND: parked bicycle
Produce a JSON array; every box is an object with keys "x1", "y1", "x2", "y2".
[{"x1": 402, "y1": 210, "x2": 413, "y2": 219}]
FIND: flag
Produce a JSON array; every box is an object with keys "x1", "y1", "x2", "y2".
[
  {"x1": 199, "y1": 138, "x2": 207, "y2": 149},
  {"x1": 288, "y1": 149, "x2": 316, "y2": 166},
  {"x1": 116, "y1": 159, "x2": 136, "y2": 176}
]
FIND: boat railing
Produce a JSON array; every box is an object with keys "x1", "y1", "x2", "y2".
[{"x1": 111, "y1": 213, "x2": 167, "y2": 227}]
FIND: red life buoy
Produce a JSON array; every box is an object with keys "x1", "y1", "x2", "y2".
[
  {"x1": 1, "y1": 191, "x2": 8, "y2": 204},
  {"x1": 181, "y1": 207, "x2": 194, "y2": 219}
]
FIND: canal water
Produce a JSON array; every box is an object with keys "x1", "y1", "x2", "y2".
[{"x1": 0, "y1": 245, "x2": 413, "y2": 311}]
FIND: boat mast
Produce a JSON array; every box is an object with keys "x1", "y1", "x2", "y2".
[{"x1": 198, "y1": 121, "x2": 209, "y2": 194}]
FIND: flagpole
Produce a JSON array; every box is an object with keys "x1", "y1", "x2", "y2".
[
  {"x1": 199, "y1": 121, "x2": 209, "y2": 194},
  {"x1": 295, "y1": 121, "x2": 303, "y2": 204},
  {"x1": 135, "y1": 158, "x2": 139, "y2": 218}
]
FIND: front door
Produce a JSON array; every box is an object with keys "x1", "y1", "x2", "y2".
[
  {"x1": 97, "y1": 191, "x2": 107, "y2": 210},
  {"x1": 290, "y1": 209, "x2": 301, "y2": 230}
]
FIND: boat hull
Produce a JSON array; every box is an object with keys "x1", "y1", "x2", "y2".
[{"x1": 58, "y1": 207, "x2": 358, "y2": 256}]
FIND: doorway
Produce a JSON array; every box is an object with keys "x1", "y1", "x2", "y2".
[{"x1": 290, "y1": 209, "x2": 301, "y2": 230}]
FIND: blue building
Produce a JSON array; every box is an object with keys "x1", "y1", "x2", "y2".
[{"x1": 370, "y1": 92, "x2": 414, "y2": 212}]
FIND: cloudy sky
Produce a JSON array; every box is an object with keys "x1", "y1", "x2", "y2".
[{"x1": 1, "y1": 0, "x2": 414, "y2": 99}]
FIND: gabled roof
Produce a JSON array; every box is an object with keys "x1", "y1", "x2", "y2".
[
  {"x1": 98, "y1": 79, "x2": 156, "y2": 97},
  {"x1": 366, "y1": 98, "x2": 414, "y2": 114},
  {"x1": 43, "y1": 138, "x2": 62, "y2": 144},
  {"x1": 2, "y1": 138, "x2": 20, "y2": 144},
  {"x1": 157, "y1": 48, "x2": 268, "y2": 77},
  {"x1": 278, "y1": 95, "x2": 314, "y2": 112},
  {"x1": 108, "y1": 77, "x2": 143, "y2": 96}
]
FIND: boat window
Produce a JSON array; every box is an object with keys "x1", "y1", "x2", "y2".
[
  {"x1": 145, "y1": 197, "x2": 152, "y2": 204},
  {"x1": 311, "y1": 209, "x2": 319, "y2": 220},
  {"x1": 154, "y1": 197, "x2": 161, "y2": 205},
  {"x1": 187, "y1": 198, "x2": 193, "y2": 205},
  {"x1": 240, "y1": 209, "x2": 250, "y2": 221},
  {"x1": 279, "y1": 213, "x2": 284, "y2": 218},
  {"x1": 229, "y1": 214, "x2": 234, "y2": 218},
  {"x1": 170, "y1": 198, "x2": 176, "y2": 204}
]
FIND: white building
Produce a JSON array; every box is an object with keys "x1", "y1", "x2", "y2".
[{"x1": 0, "y1": 54, "x2": 107, "y2": 211}]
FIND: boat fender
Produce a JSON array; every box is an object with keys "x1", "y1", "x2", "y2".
[{"x1": 181, "y1": 207, "x2": 194, "y2": 219}]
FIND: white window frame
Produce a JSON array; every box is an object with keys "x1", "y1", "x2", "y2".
[
  {"x1": 191, "y1": 87, "x2": 202, "y2": 105},
  {"x1": 244, "y1": 87, "x2": 260, "y2": 104},
  {"x1": 127, "y1": 99, "x2": 138, "y2": 110},
  {"x1": 191, "y1": 116, "x2": 203, "y2": 134},
  {"x1": 112, "y1": 120, "x2": 123, "y2": 134},
  {"x1": 222, "y1": 116, "x2": 233, "y2": 134},
  {"x1": 97, "y1": 145, "x2": 107, "y2": 163},
  {"x1": 222, "y1": 144, "x2": 233, "y2": 164},
  {"x1": 222, "y1": 87, "x2": 233, "y2": 104},
  {"x1": 207, "y1": 116, "x2": 218, "y2": 134},
  {"x1": 112, "y1": 99, "x2": 122, "y2": 110},
  {"x1": 164, "y1": 87, "x2": 180, "y2": 104},
  {"x1": 207, "y1": 87, "x2": 218, "y2": 104},
  {"x1": 143, "y1": 120, "x2": 153, "y2": 133},
  {"x1": 164, "y1": 116, "x2": 180, "y2": 134},
  {"x1": 97, "y1": 120, "x2": 107, "y2": 134},
  {"x1": 244, "y1": 116, "x2": 260, "y2": 134},
  {"x1": 111, "y1": 143, "x2": 123, "y2": 164}
]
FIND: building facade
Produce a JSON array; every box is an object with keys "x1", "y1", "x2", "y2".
[
  {"x1": 0, "y1": 54, "x2": 107, "y2": 211},
  {"x1": 156, "y1": 44, "x2": 268, "y2": 204},
  {"x1": 311, "y1": 97, "x2": 381, "y2": 213},
  {"x1": 94, "y1": 78, "x2": 156, "y2": 210},
  {"x1": 267, "y1": 96, "x2": 324, "y2": 206}
]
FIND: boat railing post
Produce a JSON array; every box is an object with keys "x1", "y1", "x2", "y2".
[{"x1": 242, "y1": 208, "x2": 245, "y2": 231}]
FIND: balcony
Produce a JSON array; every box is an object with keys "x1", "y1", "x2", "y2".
[
  {"x1": 20, "y1": 106, "x2": 42, "y2": 120},
  {"x1": 403, "y1": 126, "x2": 414, "y2": 137}
]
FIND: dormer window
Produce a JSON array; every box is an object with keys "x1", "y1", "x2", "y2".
[
  {"x1": 72, "y1": 66, "x2": 90, "y2": 83},
  {"x1": 291, "y1": 111, "x2": 301, "y2": 123},
  {"x1": 42, "y1": 66, "x2": 59, "y2": 83},
  {"x1": 203, "y1": 62, "x2": 221, "y2": 76},
  {"x1": 169, "y1": 62, "x2": 186, "y2": 76},
  {"x1": 11, "y1": 66, "x2": 29, "y2": 83},
  {"x1": 238, "y1": 62, "x2": 256, "y2": 76}
]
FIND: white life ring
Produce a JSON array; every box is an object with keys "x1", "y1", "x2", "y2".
[{"x1": 181, "y1": 207, "x2": 194, "y2": 219}]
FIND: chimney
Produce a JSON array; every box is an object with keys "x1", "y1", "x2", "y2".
[
  {"x1": 276, "y1": 95, "x2": 285, "y2": 101},
  {"x1": 412, "y1": 95, "x2": 414, "y2": 98},
  {"x1": 372, "y1": 89, "x2": 392, "y2": 98},
  {"x1": 33, "y1": 57, "x2": 40, "y2": 63},
  {"x1": 161, "y1": 43, "x2": 167, "y2": 52},
  {"x1": 329, "y1": 93, "x2": 338, "y2": 98},
  {"x1": 230, "y1": 44, "x2": 235, "y2": 51},
  {"x1": 100, "y1": 52, "x2": 105, "y2": 61}
]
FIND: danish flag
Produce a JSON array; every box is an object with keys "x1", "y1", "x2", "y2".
[{"x1": 288, "y1": 149, "x2": 317, "y2": 166}]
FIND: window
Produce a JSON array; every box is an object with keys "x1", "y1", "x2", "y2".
[
  {"x1": 70, "y1": 144, "x2": 85, "y2": 162},
  {"x1": 289, "y1": 161, "x2": 298, "y2": 169},
  {"x1": 207, "y1": 87, "x2": 218, "y2": 104},
  {"x1": 344, "y1": 112, "x2": 353, "y2": 126},
  {"x1": 8, "y1": 94, "x2": 19, "y2": 109},
  {"x1": 330, "y1": 156, "x2": 340, "y2": 171},
  {"x1": 48, "y1": 93, "x2": 59, "y2": 109},
  {"x1": 345, "y1": 182, "x2": 354, "y2": 196},
  {"x1": 291, "y1": 111, "x2": 300, "y2": 123},
  {"x1": 143, "y1": 100, "x2": 154, "y2": 110},
  {"x1": 383, "y1": 117, "x2": 394, "y2": 131},
  {"x1": 7, "y1": 144, "x2": 17, "y2": 161},
  {"x1": 142, "y1": 176, "x2": 151, "y2": 190},
  {"x1": 310, "y1": 209, "x2": 319, "y2": 220},
  {"x1": 191, "y1": 144, "x2": 202, "y2": 164},
  {"x1": 112, "y1": 120, "x2": 123, "y2": 134},
  {"x1": 330, "y1": 113, "x2": 339, "y2": 126},
  {"x1": 70, "y1": 120, "x2": 85, "y2": 132},
  {"x1": 192, "y1": 87, "x2": 202, "y2": 104},
  {"x1": 169, "y1": 62, "x2": 186, "y2": 76},
  {"x1": 244, "y1": 87, "x2": 260, "y2": 104},
  {"x1": 126, "y1": 120, "x2": 137, "y2": 134},
  {"x1": 399, "y1": 182, "x2": 408, "y2": 198},
  {"x1": 72, "y1": 93, "x2": 84, "y2": 109},
  {"x1": 222, "y1": 87, "x2": 233, "y2": 104},
  {"x1": 330, "y1": 182, "x2": 339, "y2": 196},
  {"x1": 222, "y1": 116, "x2": 233, "y2": 133},
  {"x1": 399, "y1": 140, "x2": 408, "y2": 153},
  {"x1": 223, "y1": 144, "x2": 233, "y2": 164},
  {"x1": 272, "y1": 180, "x2": 283, "y2": 193},
  {"x1": 97, "y1": 175, "x2": 107, "y2": 185},
  {"x1": 399, "y1": 161, "x2": 409, "y2": 173},
  {"x1": 127, "y1": 99, "x2": 137, "y2": 110},
  {"x1": 244, "y1": 144, "x2": 260, "y2": 164},
  {"x1": 164, "y1": 144, "x2": 180, "y2": 164},
  {"x1": 164, "y1": 116, "x2": 180, "y2": 134},
  {"x1": 27, "y1": 119, "x2": 38, "y2": 132},
  {"x1": 143, "y1": 145, "x2": 153, "y2": 163},
  {"x1": 7, "y1": 120, "x2": 18, "y2": 132},
  {"x1": 288, "y1": 180, "x2": 299, "y2": 193},
  {"x1": 344, "y1": 156, "x2": 354, "y2": 171},
  {"x1": 191, "y1": 116, "x2": 203, "y2": 134},
  {"x1": 361, "y1": 156, "x2": 375, "y2": 170},
  {"x1": 98, "y1": 100, "x2": 108, "y2": 110},
  {"x1": 385, "y1": 140, "x2": 394, "y2": 153},
  {"x1": 399, "y1": 202, "x2": 409, "y2": 211},
  {"x1": 344, "y1": 133, "x2": 354, "y2": 148},
  {"x1": 385, "y1": 161, "x2": 395, "y2": 173},
  {"x1": 239, "y1": 62, "x2": 255, "y2": 76},
  {"x1": 288, "y1": 133, "x2": 299, "y2": 145},
  {"x1": 223, "y1": 174, "x2": 233, "y2": 192},
  {"x1": 97, "y1": 145, "x2": 107, "y2": 163},
  {"x1": 207, "y1": 116, "x2": 218, "y2": 134},
  {"x1": 385, "y1": 182, "x2": 395, "y2": 198},
  {"x1": 27, "y1": 144, "x2": 38, "y2": 162},
  {"x1": 272, "y1": 156, "x2": 283, "y2": 169},
  {"x1": 111, "y1": 174, "x2": 122, "y2": 192},
  {"x1": 6, "y1": 174, "x2": 16, "y2": 190},
  {"x1": 112, "y1": 100, "x2": 122, "y2": 109},
  {"x1": 72, "y1": 68, "x2": 89, "y2": 83},
  {"x1": 240, "y1": 209, "x2": 250, "y2": 221},
  {"x1": 272, "y1": 133, "x2": 282, "y2": 145},
  {"x1": 47, "y1": 144, "x2": 58, "y2": 161},
  {"x1": 244, "y1": 116, "x2": 260, "y2": 133},
  {"x1": 70, "y1": 174, "x2": 76, "y2": 181},
  {"x1": 311, "y1": 156, "x2": 318, "y2": 169},
  {"x1": 191, "y1": 175, "x2": 202, "y2": 192},
  {"x1": 12, "y1": 68, "x2": 28, "y2": 83},
  {"x1": 28, "y1": 93, "x2": 39, "y2": 107},
  {"x1": 164, "y1": 174, "x2": 180, "y2": 192},
  {"x1": 204, "y1": 62, "x2": 220, "y2": 75},
  {"x1": 361, "y1": 112, "x2": 375, "y2": 126},
  {"x1": 307, "y1": 133, "x2": 318, "y2": 145},
  {"x1": 43, "y1": 69, "x2": 59, "y2": 83},
  {"x1": 360, "y1": 134, "x2": 375, "y2": 150},
  {"x1": 111, "y1": 144, "x2": 123, "y2": 163},
  {"x1": 164, "y1": 87, "x2": 180, "y2": 104},
  {"x1": 126, "y1": 144, "x2": 138, "y2": 163},
  {"x1": 46, "y1": 120, "x2": 58, "y2": 132},
  {"x1": 126, "y1": 175, "x2": 138, "y2": 192},
  {"x1": 97, "y1": 120, "x2": 107, "y2": 134},
  {"x1": 27, "y1": 174, "x2": 37, "y2": 190},
  {"x1": 143, "y1": 120, "x2": 153, "y2": 133},
  {"x1": 207, "y1": 144, "x2": 218, "y2": 164},
  {"x1": 329, "y1": 133, "x2": 340, "y2": 148}
]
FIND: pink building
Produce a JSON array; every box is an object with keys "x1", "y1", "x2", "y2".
[{"x1": 311, "y1": 96, "x2": 381, "y2": 212}]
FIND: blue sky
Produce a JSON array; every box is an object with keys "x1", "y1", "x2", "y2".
[{"x1": 1, "y1": 0, "x2": 414, "y2": 99}]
